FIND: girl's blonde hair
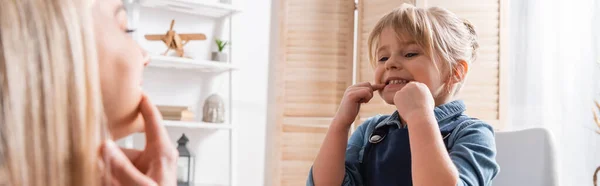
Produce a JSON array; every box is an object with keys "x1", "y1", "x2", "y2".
[
  {"x1": 368, "y1": 3, "x2": 479, "y2": 94},
  {"x1": 0, "y1": 0, "x2": 107, "y2": 185}
]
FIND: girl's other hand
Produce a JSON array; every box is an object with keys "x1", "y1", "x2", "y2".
[{"x1": 333, "y1": 82, "x2": 385, "y2": 128}]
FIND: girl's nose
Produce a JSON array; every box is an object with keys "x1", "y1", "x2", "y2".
[{"x1": 385, "y1": 57, "x2": 401, "y2": 70}]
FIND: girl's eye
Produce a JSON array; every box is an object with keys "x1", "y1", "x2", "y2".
[
  {"x1": 378, "y1": 57, "x2": 389, "y2": 62},
  {"x1": 126, "y1": 29, "x2": 136, "y2": 34},
  {"x1": 405, "y1": 53, "x2": 418, "y2": 58}
]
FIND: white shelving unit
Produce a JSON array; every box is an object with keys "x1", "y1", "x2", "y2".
[
  {"x1": 163, "y1": 120, "x2": 233, "y2": 130},
  {"x1": 148, "y1": 55, "x2": 238, "y2": 73},
  {"x1": 122, "y1": 1, "x2": 240, "y2": 185},
  {"x1": 139, "y1": 0, "x2": 241, "y2": 18}
]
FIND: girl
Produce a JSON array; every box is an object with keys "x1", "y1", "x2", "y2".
[
  {"x1": 0, "y1": 0, "x2": 178, "y2": 185},
  {"x1": 308, "y1": 4, "x2": 499, "y2": 186}
]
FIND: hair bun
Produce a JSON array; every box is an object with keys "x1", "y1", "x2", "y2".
[{"x1": 463, "y1": 19, "x2": 479, "y2": 61}]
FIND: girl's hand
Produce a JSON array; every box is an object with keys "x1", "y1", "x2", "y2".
[
  {"x1": 101, "y1": 94, "x2": 178, "y2": 186},
  {"x1": 393, "y1": 82, "x2": 435, "y2": 123},
  {"x1": 334, "y1": 82, "x2": 385, "y2": 128}
]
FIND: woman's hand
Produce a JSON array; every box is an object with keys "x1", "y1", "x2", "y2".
[
  {"x1": 101, "y1": 94, "x2": 178, "y2": 186},
  {"x1": 393, "y1": 81, "x2": 435, "y2": 123},
  {"x1": 333, "y1": 82, "x2": 385, "y2": 128}
]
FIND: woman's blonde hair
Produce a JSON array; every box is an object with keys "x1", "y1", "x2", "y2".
[
  {"x1": 368, "y1": 3, "x2": 479, "y2": 94},
  {"x1": 0, "y1": 0, "x2": 107, "y2": 185}
]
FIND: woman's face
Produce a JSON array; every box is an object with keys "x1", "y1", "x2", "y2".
[{"x1": 93, "y1": 0, "x2": 149, "y2": 139}]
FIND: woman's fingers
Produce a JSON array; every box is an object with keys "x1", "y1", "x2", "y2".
[
  {"x1": 119, "y1": 148, "x2": 143, "y2": 162},
  {"x1": 101, "y1": 140, "x2": 158, "y2": 186},
  {"x1": 139, "y1": 94, "x2": 169, "y2": 144},
  {"x1": 137, "y1": 93, "x2": 178, "y2": 186}
]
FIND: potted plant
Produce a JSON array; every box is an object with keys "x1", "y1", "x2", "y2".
[{"x1": 212, "y1": 39, "x2": 229, "y2": 62}]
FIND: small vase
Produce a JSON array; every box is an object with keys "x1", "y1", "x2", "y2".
[{"x1": 211, "y1": 52, "x2": 228, "y2": 62}]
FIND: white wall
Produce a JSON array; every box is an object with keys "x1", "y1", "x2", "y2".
[
  {"x1": 593, "y1": 1, "x2": 600, "y2": 185},
  {"x1": 263, "y1": 0, "x2": 282, "y2": 184},
  {"x1": 230, "y1": 0, "x2": 273, "y2": 185},
  {"x1": 508, "y1": 0, "x2": 600, "y2": 185}
]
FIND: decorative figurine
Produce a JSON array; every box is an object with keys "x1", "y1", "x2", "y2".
[
  {"x1": 202, "y1": 94, "x2": 225, "y2": 123},
  {"x1": 145, "y1": 19, "x2": 206, "y2": 57}
]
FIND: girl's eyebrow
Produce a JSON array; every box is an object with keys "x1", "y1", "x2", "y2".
[
  {"x1": 377, "y1": 41, "x2": 418, "y2": 54},
  {"x1": 398, "y1": 41, "x2": 417, "y2": 46},
  {"x1": 377, "y1": 45, "x2": 389, "y2": 54}
]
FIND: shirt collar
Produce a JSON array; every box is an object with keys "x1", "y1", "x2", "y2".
[{"x1": 375, "y1": 100, "x2": 466, "y2": 129}]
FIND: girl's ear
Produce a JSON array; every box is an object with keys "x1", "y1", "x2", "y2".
[{"x1": 451, "y1": 60, "x2": 469, "y2": 84}]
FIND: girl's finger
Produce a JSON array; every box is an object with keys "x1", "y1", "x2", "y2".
[
  {"x1": 353, "y1": 82, "x2": 372, "y2": 87},
  {"x1": 358, "y1": 88, "x2": 374, "y2": 103},
  {"x1": 365, "y1": 90, "x2": 375, "y2": 103},
  {"x1": 354, "y1": 82, "x2": 385, "y2": 92},
  {"x1": 101, "y1": 140, "x2": 157, "y2": 186},
  {"x1": 371, "y1": 84, "x2": 386, "y2": 91}
]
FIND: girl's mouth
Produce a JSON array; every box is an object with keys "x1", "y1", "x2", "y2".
[
  {"x1": 384, "y1": 78, "x2": 412, "y2": 91},
  {"x1": 386, "y1": 79, "x2": 410, "y2": 85}
]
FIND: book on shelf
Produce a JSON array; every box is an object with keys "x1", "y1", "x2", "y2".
[
  {"x1": 157, "y1": 105, "x2": 187, "y2": 112},
  {"x1": 157, "y1": 105, "x2": 195, "y2": 121}
]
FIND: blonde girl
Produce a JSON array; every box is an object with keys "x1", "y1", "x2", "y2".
[{"x1": 308, "y1": 4, "x2": 499, "y2": 186}]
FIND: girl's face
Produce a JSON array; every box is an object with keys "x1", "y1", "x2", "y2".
[
  {"x1": 374, "y1": 27, "x2": 449, "y2": 105},
  {"x1": 93, "y1": 0, "x2": 149, "y2": 139}
]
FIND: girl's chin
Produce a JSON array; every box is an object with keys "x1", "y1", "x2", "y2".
[
  {"x1": 379, "y1": 91, "x2": 396, "y2": 105},
  {"x1": 383, "y1": 98, "x2": 395, "y2": 105}
]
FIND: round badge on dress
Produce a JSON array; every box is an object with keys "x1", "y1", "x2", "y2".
[{"x1": 369, "y1": 135, "x2": 382, "y2": 143}]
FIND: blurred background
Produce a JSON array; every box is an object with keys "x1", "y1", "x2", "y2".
[{"x1": 122, "y1": 0, "x2": 600, "y2": 185}]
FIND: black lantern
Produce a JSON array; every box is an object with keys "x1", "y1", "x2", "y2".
[{"x1": 177, "y1": 134, "x2": 194, "y2": 186}]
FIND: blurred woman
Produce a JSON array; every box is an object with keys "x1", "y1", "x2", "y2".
[{"x1": 0, "y1": 0, "x2": 177, "y2": 185}]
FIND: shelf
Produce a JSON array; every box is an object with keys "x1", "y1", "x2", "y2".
[
  {"x1": 163, "y1": 120, "x2": 232, "y2": 130},
  {"x1": 139, "y1": 0, "x2": 241, "y2": 18},
  {"x1": 192, "y1": 183, "x2": 229, "y2": 186},
  {"x1": 148, "y1": 55, "x2": 237, "y2": 73}
]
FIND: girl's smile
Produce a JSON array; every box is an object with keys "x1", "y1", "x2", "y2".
[{"x1": 382, "y1": 76, "x2": 414, "y2": 94}]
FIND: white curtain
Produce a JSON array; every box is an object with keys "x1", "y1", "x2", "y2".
[{"x1": 509, "y1": 0, "x2": 600, "y2": 185}]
